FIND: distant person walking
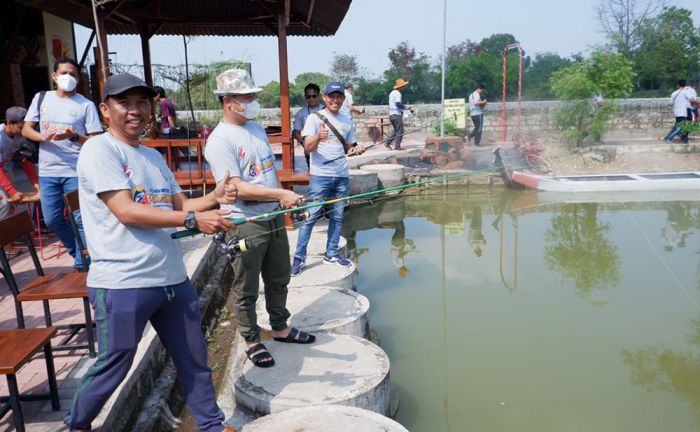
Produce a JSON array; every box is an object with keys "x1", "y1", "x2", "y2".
[
  {"x1": 467, "y1": 84, "x2": 487, "y2": 146},
  {"x1": 293, "y1": 83, "x2": 323, "y2": 169},
  {"x1": 665, "y1": 80, "x2": 690, "y2": 143},
  {"x1": 340, "y1": 83, "x2": 364, "y2": 119},
  {"x1": 385, "y1": 79, "x2": 411, "y2": 151}
]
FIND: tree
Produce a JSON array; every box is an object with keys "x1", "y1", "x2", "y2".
[
  {"x1": 258, "y1": 81, "x2": 281, "y2": 108},
  {"x1": 385, "y1": 41, "x2": 438, "y2": 103},
  {"x1": 550, "y1": 49, "x2": 635, "y2": 145},
  {"x1": 596, "y1": 0, "x2": 668, "y2": 55},
  {"x1": 523, "y1": 53, "x2": 572, "y2": 100},
  {"x1": 544, "y1": 204, "x2": 621, "y2": 300},
  {"x1": 634, "y1": 7, "x2": 700, "y2": 90},
  {"x1": 329, "y1": 53, "x2": 359, "y2": 84}
]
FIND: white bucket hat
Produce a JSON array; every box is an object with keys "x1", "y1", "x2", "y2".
[{"x1": 213, "y1": 68, "x2": 263, "y2": 95}]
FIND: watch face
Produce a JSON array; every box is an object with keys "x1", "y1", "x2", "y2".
[{"x1": 185, "y1": 213, "x2": 196, "y2": 230}]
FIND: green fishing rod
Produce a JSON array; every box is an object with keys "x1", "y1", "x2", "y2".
[{"x1": 171, "y1": 169, "x2": 491, "y2": 240}]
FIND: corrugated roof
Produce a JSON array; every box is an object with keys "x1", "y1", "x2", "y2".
[{"x1": 16, "y1": 0, "x2": 351, "y2": 37}]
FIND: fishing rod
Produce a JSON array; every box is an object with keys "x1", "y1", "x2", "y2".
[
  {"x1": 171, "y1": 168, "x2": 494, "y2": 240},
  {"x1": 322, "y1": 112, "x2": 463, "y2": 165}
]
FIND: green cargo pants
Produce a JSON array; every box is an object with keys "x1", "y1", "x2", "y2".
[{"x1": 230, "y1": 214, "x2": 291, "y2": 343}]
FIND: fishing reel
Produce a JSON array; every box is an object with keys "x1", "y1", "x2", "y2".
[
  {"x1": 213, "y1": 231, "x2": 252, "y2": 258},
  {"x1": 291, "y1": 209, "x2": 311, "y2": 223}
]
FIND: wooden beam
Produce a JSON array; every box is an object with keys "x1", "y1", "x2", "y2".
[
  {"x1": 305, "y1": 0, "x2": 316, "y2": 27},
  {"x1": 78, "y1": 30, "x2": 95, "y2": 69},
  {"x1": 277, "y1": 0, "x2": 292, "y2": 171}
]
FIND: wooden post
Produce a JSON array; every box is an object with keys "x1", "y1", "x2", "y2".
[
  {"x1": 140, "y1": 23, "x2": 157, "y2": 138},
  {"x1": 277, "y1": 0, "x2": 292, "y2": 172}
]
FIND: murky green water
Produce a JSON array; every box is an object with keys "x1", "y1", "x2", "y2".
[{"x1": 343, "y1": 187, "x2": 700, "y2": 432}]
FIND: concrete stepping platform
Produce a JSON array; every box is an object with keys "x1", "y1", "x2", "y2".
[
  {"x1": 239, "y1": 405, "x2": 408, "y2": 432},
  {"x1": 349, "y1": 168, "x2": 379, "y2": 195},
  {"x1": 286, "y1": 229, "x2": 347, "y2": 258},
  {"x1": 287, "y1": 256, "x2": 356, "y2": 290},
  {"x1": 256, "y1": 286, "x2": 369, "y2": 337},
  {"x1": 359, "y1": 163, "x2": 405, "y2": 188},
  {"x1": 234, "y1": 333, "x2": 391, "y2": 416}
]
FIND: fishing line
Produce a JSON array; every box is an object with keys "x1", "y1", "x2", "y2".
[
  {"x1": 620, "y1": 202, "x2": 700, "y2": 312},
  {"x1": 172, "y1": 144, "x2": 588, "y2": 241}
]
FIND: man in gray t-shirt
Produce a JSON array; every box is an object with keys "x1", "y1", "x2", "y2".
[
  {"x1": 65, "y1": 73, "x2": 237, "y2": 432},
  {"x1": 205, "y1": 68, "x2": 315, "y2": 369},
  {"x1": 467, "y1": 84, "x2": 487, "y2": 146},
  {"x1": 291, "y1": 81, "x2": 366, "y2": 277},
  {"x1": 22, "y1": 57, "x2": 103, "y2": 270}
]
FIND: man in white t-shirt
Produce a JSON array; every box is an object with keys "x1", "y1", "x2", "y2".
[
  {"x1": 293, "y1": 83, "x2": 322, "y2": 169},
  {"x1": 205, "y1": 68, "x2": 314, "y2": 369},
  {"x1": 467, "y1": 84, "x2": 487, "y2": 146},
  {"x1": 65, "y1": 73, "x2": 236, "y2": 432},
  {"x1": 291, "y1": 81, "x2": 366, "y2": 277},
  {"x1": 22, "y1": 57, "x2": 103, "y2": 270},
  {"x1": 685, "y1": 79, "x2": 698, "y2": 122},
  {"x1": 385, "y1": 79, "x2": 411, "y2": 150},
  {"x1": 665, "y1": 80, "x2": 691, "y2": 143},
  {"x1": 339, "y1": 83, "x2": 364, "y2": 119}
]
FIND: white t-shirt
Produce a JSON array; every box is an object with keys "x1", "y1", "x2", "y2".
[
  {"x1": 77, "y1": 133, "x2": 187, "y2": 289},
  {"x1": 671, "y1": 89, "x2": 689, "y2": 117},
  {"x1": 469, "y1": 91, "x2": 483, "y2": 116},
  {"x1": 25, "y1": 91, "x2": 103, "y2": 177},
  {"x1": 340, "y1": 91, "x2": 354, "y2": 117},
  {"x1": 684, "y1": 86, "x2": 698, "y2": 109},
  {"x1": 389, "y1": 90, "x2": 403, "y2": 116},
  {"x1": 205, "y1": 121, "x2": 280, "y2": 219},
  {"x1": 301, "y1": 109, "x2": 356, "y2": 177}
]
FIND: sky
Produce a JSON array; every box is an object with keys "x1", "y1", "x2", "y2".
[{"x1": 74, "y1": 0, "x2": 700, "y2": 86}]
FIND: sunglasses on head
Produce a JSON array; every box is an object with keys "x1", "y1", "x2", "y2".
[{"x1": 305, "y1": 94, "x2": 318, "y2": 99}]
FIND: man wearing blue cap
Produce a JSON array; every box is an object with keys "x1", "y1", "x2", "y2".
[{"x1": 291, "y1": 82, "x2": 366, "y2": 276}]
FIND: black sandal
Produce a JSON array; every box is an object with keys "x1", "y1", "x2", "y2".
[
  {"x1": 245, "y1": 343, "x2": 275, "y2": 368},
  {"x1": 273, "y1": 327, "x2": 316, "y2": 344}
]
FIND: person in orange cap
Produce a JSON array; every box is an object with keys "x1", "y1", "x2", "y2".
[{"x1": 385, "y1": 78, "x2": 411, "y2": 150}]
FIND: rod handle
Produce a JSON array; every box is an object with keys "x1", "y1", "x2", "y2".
[{"x1": 170, "y1": 229, "x2": 201, "y2": 239}]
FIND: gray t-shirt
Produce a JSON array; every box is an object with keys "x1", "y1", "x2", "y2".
[
  {"x1": 204, "y1": 121, "x2": 279, "y2": 219},
  {"x1": 26, "y1": 91, "x2": 103, "y2": 177},
  {"x1": 0, "y1": 125, "x2": 22, "y2": 164},
  {"x1": 77, "y1": 133, "x2": 187, "y2": 289},
  {"x1": 301, "y1": 109, "x2": 356, "y2": 177},
  {"x1": 293, "y1": 104, "x2": 322, "y2": 133}
]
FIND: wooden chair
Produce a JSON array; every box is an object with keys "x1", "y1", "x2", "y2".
[
  {"x1": 63, "y1": 190, "x2": 89, "y2": 272},
  {"x1": 0, "y1": 327, "x2": 60, "y2": 432},
  {"x1": 0, "y1": 211, "x2": 96, "y2": 358}
]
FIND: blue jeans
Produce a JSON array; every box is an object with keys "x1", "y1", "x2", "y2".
[
  {"x1": 294, "y1": 175, "x2": 349, "y2": 261},
  {"x1": 39, "y1": 176, "x2": 85, "y2": 269}
]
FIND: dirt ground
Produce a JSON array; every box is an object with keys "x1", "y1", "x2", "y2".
[{"x1": 528, "y1": 134, "x2": 700, "y2": 175}]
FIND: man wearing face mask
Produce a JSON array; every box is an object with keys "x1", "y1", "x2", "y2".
[
  {"x1": 22, "y1": 57, "x2": 103, "y2": 271},
  {"x1": 205, "y1": 69, "x2": 314, "y2": 369}
]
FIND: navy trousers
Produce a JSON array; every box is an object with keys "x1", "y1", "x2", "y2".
[{"x1": 65, "y1": 280, "x2": 225, "y2": 432}]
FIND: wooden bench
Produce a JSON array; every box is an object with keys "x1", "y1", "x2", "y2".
[{"x1": 0, "y1": 328, "x2": 60, "y2": 432}]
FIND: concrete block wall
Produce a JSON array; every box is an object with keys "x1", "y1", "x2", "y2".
[{"x1": 181, "y1": 98, "x2": 676, "y2": 140}]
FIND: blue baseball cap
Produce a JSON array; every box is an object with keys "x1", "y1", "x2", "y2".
[{"x1": 323, "y1": 82, "x2": 344, "y2": 95}]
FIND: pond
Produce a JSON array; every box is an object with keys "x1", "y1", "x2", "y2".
[{"x1": 343, "y1": 187, "x2": 700, "y2": 432}]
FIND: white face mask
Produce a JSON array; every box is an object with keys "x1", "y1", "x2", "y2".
[
  {"x1": 56, "y1": 74, "x2": 78, "y2": 92},
  {"x1": 234, "y1": 99, "x2": 260, "y2": 120}
]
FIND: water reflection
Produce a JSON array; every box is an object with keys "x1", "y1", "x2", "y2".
[
  {"x1": 343, "y1": 188, "x2": 700, "y2": 431},
  {"x1": 543, "y1": 203, "x2": 621, "y2": 300}
]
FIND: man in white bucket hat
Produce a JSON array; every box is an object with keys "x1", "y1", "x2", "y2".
[{"x1": 204, "y1": 69, "x2": 315, "y2": 369}]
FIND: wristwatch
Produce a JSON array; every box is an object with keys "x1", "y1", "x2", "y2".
[
  {"x1": 184, "y1": 211, "x2": 197, "y2": 230},
  {"x1": 69, "y1": 132, "x2": 80, "y2": 142}
]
